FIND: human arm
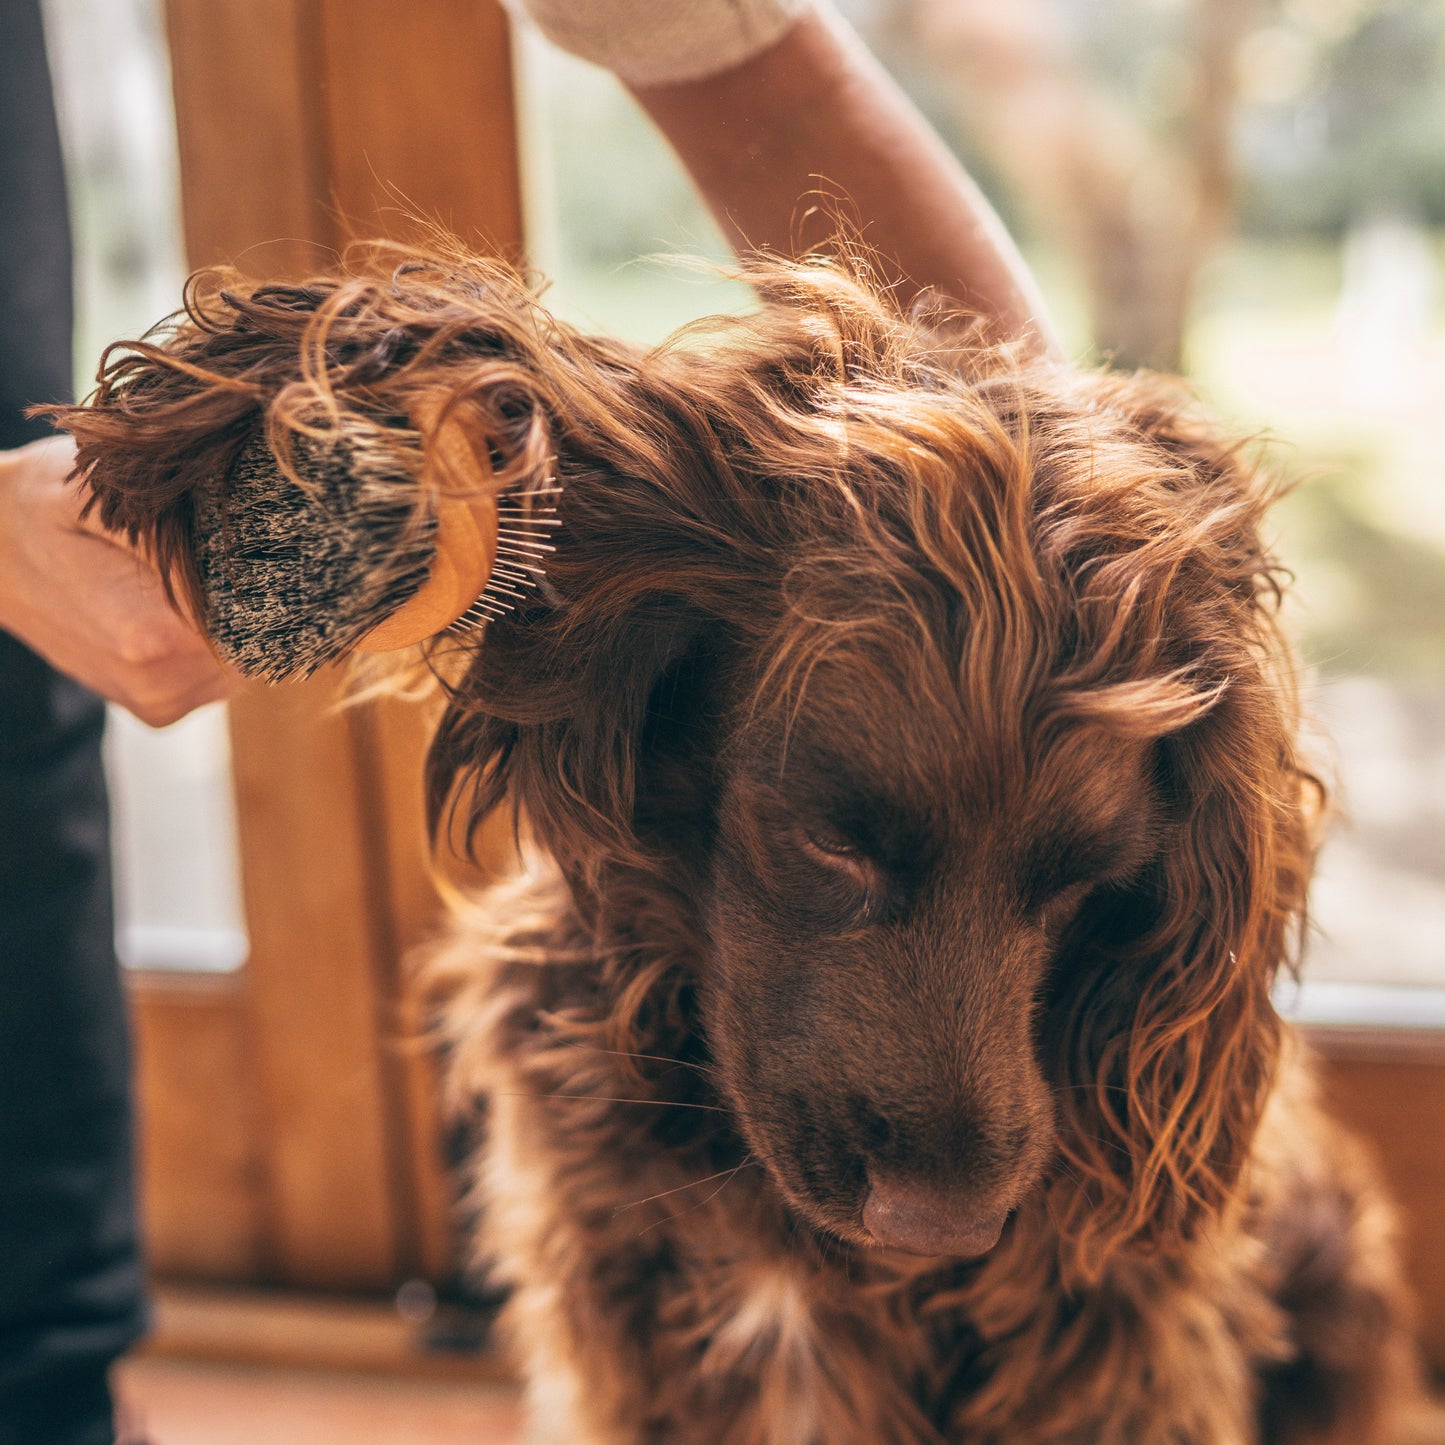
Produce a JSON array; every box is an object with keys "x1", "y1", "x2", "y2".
[
  {"x1": 629, "y1": 7, "x2": 1060, "y2": 354},
  {"x1": 0, "y1": 435, "x2": 236, "y2": 725},
  {"x1": 511, "y1": 0, "x2": 1061, "y2": 356}
]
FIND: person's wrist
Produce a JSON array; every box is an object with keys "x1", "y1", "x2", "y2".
[
  {"x1": 503, "y1": 0, "x2": 821, "y2": 87},
  {"x1": 0, "y1": 444, "x2": 39, "y2": 628}
]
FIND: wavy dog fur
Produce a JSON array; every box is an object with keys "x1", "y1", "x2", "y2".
[{"x1": 58, "y1": 246, "x2": 1438, "y2": 1443}]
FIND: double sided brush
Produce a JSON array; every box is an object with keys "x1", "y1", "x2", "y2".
[
  {"x1": 50, "y1": 257, "x2": 564, "y2": 683},
  {"x1": 191, "y1": 400, "x2": 559, "y2": 682}
]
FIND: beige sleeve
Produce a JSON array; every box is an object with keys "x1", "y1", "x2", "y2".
[{"x1": 500, "y1": 0, "x2": 817, "y2": 86}]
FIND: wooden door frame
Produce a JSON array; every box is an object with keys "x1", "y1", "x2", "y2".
[
  {"x1": 1311, "y1": 1029, "x2": 1445, "y2": 1368},
  {"x1": 134, "y1": 0, "x2": 523, "y2": 1292}
]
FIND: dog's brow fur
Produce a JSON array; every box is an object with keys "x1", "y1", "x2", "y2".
[{"x1": 54, "y1": 242, "x2": 1438, "y2": 1443}]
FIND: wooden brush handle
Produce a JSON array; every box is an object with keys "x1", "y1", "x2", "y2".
[{"x1": 356, "y1": 406, "x2": 499, "y2": 652}]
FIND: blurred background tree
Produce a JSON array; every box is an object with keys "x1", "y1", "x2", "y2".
[
  {"x1": 863, "y1": 0, "x2": 1445, "y2": 372},
  {"x1": 882, "y1": 0, "x2": 1253, "y2": 373}
]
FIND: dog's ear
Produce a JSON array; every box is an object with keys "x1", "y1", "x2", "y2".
[
  {"x1": 1049, "y1": 376, "x2": 1318, "y2": 1276},
  {"x1": 425, "y1": 261, "x2": 921, "y2": 898},
  {"x1": 421, "y1": 293, "x2": 843, "y2": 899},
  {"x1": 424, "y1": 339, "x2": 788, "y2": 899}
]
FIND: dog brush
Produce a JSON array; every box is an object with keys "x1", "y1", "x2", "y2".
[
  {"x1": 192, "y1": 399, "x2": 559, "y2": 683},
  {"x1": 52, "y1": 258, "x2": 568, "y2": 685}
]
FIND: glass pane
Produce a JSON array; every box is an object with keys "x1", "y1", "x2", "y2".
[
  {"x1": 44, "y1": 0, "x2": 248, "y2": 972},
  {"x1": 515, "y1": 28, "x2": 751, "y2": 340},
  {"x1": 105, "y1": 704, "x2": 247, "y2": 973},
  {"x1": 520, "y1": 0, "x2": 1445, "y2": 1003}
]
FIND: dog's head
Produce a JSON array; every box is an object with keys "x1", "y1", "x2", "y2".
[
  {"x1": 59, "y1": 249, "x2": 1316, "y2": 1273},
  {"x1": 422, "y1": 260, "x2": 1316, "y2": 1273}
]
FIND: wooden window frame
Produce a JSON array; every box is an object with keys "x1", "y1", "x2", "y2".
[{"x1": 135, "y1": 0, "x2": 522, "y2": 1292}]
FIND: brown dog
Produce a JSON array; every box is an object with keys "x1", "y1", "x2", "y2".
[{"x1": 61, "y1": 247, "x2": 1439, "y2": 1443}]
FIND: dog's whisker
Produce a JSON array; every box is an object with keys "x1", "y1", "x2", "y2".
[
  {"x1": 632, "y1": 1158, "x2": 762, "y2": 1237},
  {"x1": 493, "y1": 1090, "x2": 727, "y2": 1113},
  {"x1": 687, "y1": 1157, "x2": 759, "y2": 1211},
  {"x1": 576, "y1": 1044, "x2": 721, "y2": 1079},
  {"x1": 616, "y1": 1159, "x2": 754, "y2": 1214},
  {"x1": 1049, "y1": 1158, "x2": 1097, "y2": 1206},
  {"x1": 1071, "y1": 1130, "x2": 1136, "y2": 1159}
]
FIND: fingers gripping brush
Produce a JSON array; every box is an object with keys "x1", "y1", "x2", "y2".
[{"x1": 50, "y1": 258, "x2": 562, "y2": 682}]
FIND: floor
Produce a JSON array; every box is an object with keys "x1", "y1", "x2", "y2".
[{"x1": 117, "y1": 1358, "x2": 523, "y2": 1445}]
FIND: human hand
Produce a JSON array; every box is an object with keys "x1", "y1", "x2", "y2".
[{"x1": 0, "y1": 435, "x2": 238, "y2": 726}]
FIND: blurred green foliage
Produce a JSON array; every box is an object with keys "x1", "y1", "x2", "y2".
[
  {"x1": 1236, "y1": 1, "x2": 1445, "y2": 234},
  {"x1": 527, "y1": 7, "x2": 1445, "y2": 688},
  {"x1": 1275, "y1": 463, "x2": 1445, "y2": 677},
  {"x1": 1050, "y1": 0, "x2": 1445, "y2": 237}
]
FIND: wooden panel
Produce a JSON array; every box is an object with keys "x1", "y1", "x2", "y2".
[
  {"x1": 140, "y1": 1283, "x2": 511, "y2": 1383},
  {"x1": 164, "y1": 0, "x2": 330, "y2": 277},
  {"x1": 165, "y1": 0, "x2": 407, "y2": 1288},
  {"x1": 315, "y1": 0, "x2": 523, "y2": 255},
  {"x1": 226, "y1": 679, "x2": 402, "y2": 1287},
  {"x1": 350, "y1": 697, "x2": 457, "y2": 1284},
  {"x1": 131, "y1": 974, "x2": 269, "y2": 1280},
  {"x1": 160, "y1": 0, "x2": 528, "y2": 1289},
  {"x1": 116, "y1": 1357, "x2": 522, "y2": 1445},
  {"x1": 356, "y1": 698, "x2": 526, "y2": 1282},
  {"x1": 1313, "y1": 1035, "x2": 1445, "y2": 1371},
  {"x1": 308, "y1": 3, "x2": 527, "y2": 1282}
]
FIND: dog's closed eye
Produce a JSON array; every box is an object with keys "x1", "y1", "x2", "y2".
[
  {"x1": 1022, "y1": 838, "x2": 1114, "y2": 916},
  {"x1": 790, "y1": 822, "x2": 880, "y2": 925},
  {"x1": 722, "y1": 768, "x2": 898, "y2": 929},
  {"x1": 797, "y1": 823, "x2": 864, "y2": 865}
]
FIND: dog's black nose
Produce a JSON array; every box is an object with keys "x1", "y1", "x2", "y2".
[{"x1": 862, "y1": 1173, "x2": 1008, "y2": 1257}]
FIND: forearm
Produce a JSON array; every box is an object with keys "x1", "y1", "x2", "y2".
[{"x1": 628, "y1": 7, "x2": 1062, "y2": 356}]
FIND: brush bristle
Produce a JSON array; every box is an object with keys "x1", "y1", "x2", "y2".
[
  {"x1": 197, "y1": 418, "x2": 438, "y2": 682},
  {"x1": 448, "y1": 488, "x2": 560, "y2": 632}
]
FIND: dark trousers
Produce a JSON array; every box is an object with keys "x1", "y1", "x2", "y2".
[{"x1": 0, "y1": 2, "x2": 148, "y2": 1440}]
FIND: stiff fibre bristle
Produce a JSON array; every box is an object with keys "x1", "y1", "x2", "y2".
[
  {"x1": 192, "y1": 413, "x2": 558, "y2": 681},
  {"x1": 195, "y1": 418, "x2": 439, "y2": 683}
]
